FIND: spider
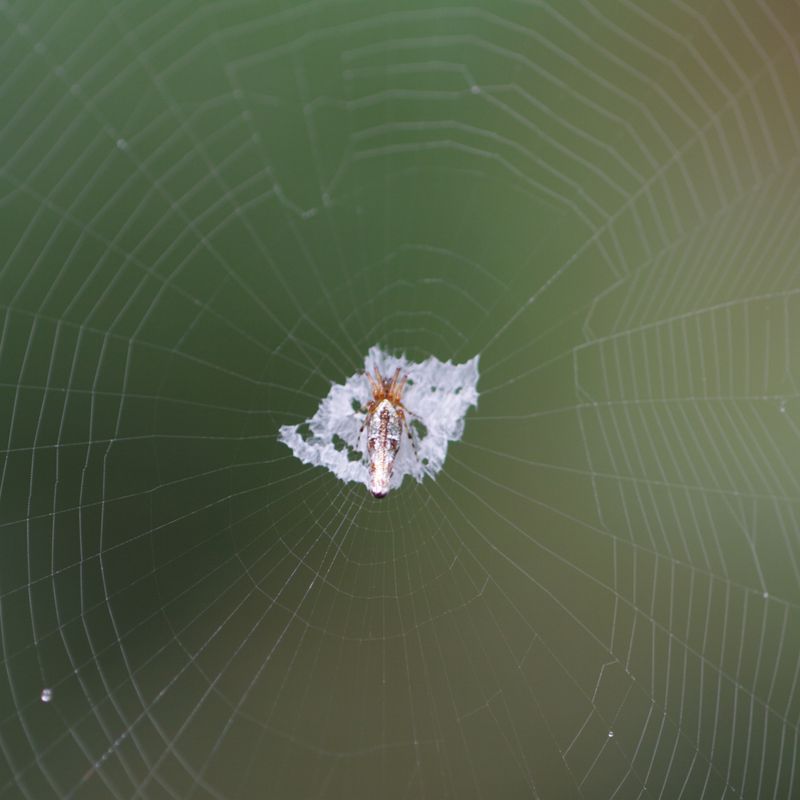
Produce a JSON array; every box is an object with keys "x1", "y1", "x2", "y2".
[{"x1": 359, "y1": 366, "x2": 418, "y2": 498}]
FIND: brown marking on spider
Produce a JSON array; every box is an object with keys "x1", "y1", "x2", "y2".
[{"x1": 358, "y1": 366, "x2": 419, "y2": 498}]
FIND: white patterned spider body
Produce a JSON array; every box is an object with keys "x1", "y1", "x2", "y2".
[{"x1": 359, "y1": 367, "x2": 417, "y2": 498}]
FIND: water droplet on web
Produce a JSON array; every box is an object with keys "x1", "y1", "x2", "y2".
[
  {"x1": 607, "y1": 730, "x2": 614, "y2": 738},
  {"x1": 40, "y1": 688, "x2": 52, "y2": 703},
  {"x1": 116, "y1": 138, "x2": 128, "y2": 151},
  {"x1": 470, "y1": 84, "x2": 481, "y2": 94},
  {"x1": 779, "y1": 400, "x2": 786, "y2": 413}
]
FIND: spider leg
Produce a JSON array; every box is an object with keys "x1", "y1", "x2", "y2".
[
  {"x1": 389, "y1": 367, "x2": 402, "y2": 394},
  {"x1": 394, "y1": 372, "x2": 409, "y2": 401},
  {"x1": 365, "y1": 369, "x2": 379, "y2": 396},
  {"x1": 359, "y1": 407, "x2": 372, "y2": 434},
  {"x1": 398, "y1": 410, "x2": 420, "y2": 461},
  {"x1": 396, "y1": 395, "x2": 421, "y2": 422},
  {"x1": 359, "y1": 398, "x2": 379, "y2": 436}
]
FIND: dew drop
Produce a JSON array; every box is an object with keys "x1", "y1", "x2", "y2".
[
  {"x1": 40, "y1": 688, "x2": 52, "y2": 703},
  {"x1": 607, "y1": 730, "x2": 614, "y2": 738}
]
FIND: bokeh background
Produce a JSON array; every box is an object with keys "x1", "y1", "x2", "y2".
[{"x1": 2, "y1": 2, "x2": 800, "y2": 798}]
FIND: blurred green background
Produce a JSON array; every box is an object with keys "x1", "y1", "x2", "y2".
[{"x1": 2, "y1": 2, "x2": 800, "y2": 798}]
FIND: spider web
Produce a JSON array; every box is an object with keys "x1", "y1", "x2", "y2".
[
  {"x1": 278, "y1": 346, "x2": 481, "y2": 492},
  {"x1": 1, "y1": 1, "x2": 800, "y2": 798}
]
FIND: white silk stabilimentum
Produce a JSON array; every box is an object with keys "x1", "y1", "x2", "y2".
[{"x1": 279, "y1": 346, "x2": 480, "y2": 492}]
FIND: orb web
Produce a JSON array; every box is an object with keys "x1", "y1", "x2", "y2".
[{"x1": 2, "y1": 2, "x2": 800, "y2": 800}]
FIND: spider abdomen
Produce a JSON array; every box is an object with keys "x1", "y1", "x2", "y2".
[{"x1": 367, "y1": 399, "x2": 401, "y2": 498}]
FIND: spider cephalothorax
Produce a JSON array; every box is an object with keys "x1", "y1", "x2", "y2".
[{"x1": 359, "y1": 367, "x2": 417, "y2": 497}]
